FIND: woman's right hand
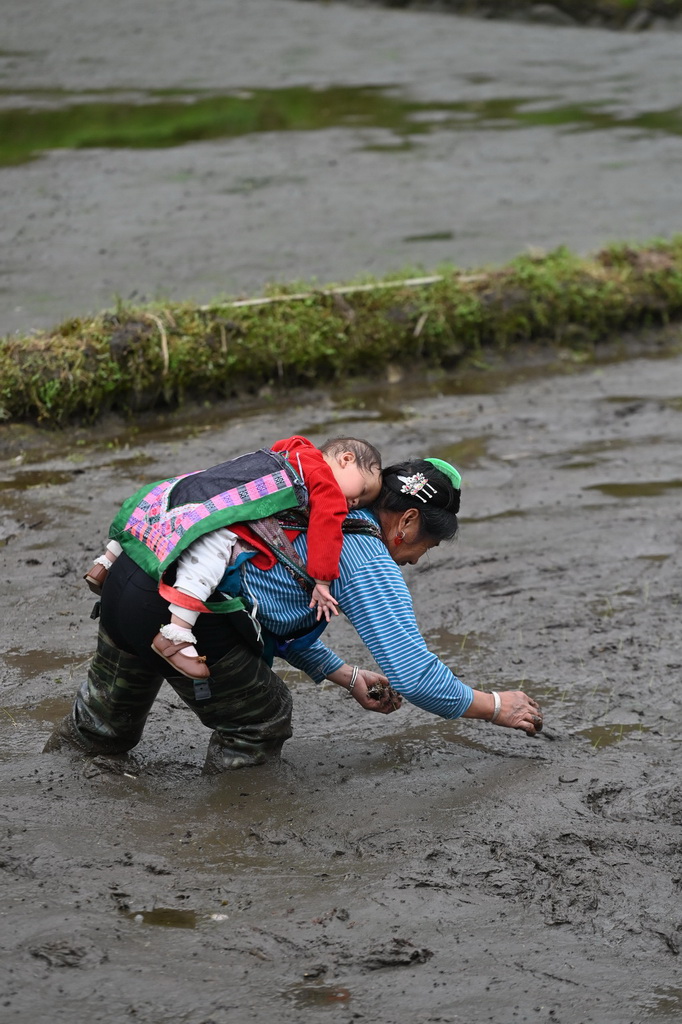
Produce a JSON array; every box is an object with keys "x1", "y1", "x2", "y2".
[
  {"x1": 494, "y1": 690, "x2": 543, "y2": 735},
  {"x1": 463, "y1": 689, "x2": 543, "y2": 735}
]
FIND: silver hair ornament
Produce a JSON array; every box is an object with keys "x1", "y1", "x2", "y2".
[{"x1": 397, "y1": 472, "x2": 437, "y2": 502}]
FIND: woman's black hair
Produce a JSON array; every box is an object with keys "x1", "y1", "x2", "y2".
[{"x1": 375, "y1": 459, "x2": 460, "y2": 542}]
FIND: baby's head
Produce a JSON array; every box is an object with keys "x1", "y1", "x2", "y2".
[{"x1": 320, "y1": 437, "x2": 382, "y2": 509}]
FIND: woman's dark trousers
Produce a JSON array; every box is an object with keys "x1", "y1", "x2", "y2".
[{"x1": 44, "y1": 554, "x2": 293, "y2": 772}]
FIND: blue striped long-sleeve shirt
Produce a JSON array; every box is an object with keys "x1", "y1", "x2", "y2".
[{"x1": 239, "y1": 510, "x2": 474, "y2": 720}]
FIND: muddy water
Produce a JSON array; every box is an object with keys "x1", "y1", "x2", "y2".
[
  {"x1": 3, "y1": 0, "x2": 682, "y2": 335},
  {"x1": 2, "y1": 339, "x2": 682, "y2": 1022}
]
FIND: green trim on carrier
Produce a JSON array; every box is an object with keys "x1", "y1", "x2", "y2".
[{"x1": 107, "y1": 448, "x2": 308, "y2": 588}]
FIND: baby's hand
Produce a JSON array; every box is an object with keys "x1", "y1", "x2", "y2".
[{"x1": 310, "y1": 582, "x2": 339, "y2": 622}]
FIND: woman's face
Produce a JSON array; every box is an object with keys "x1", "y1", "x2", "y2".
[
  {"x1": 391, "y1": 531, "x2": 440, "y2": 566},
  {"x1": 381, "y1": 508, "x2": 440, "y2": 566}
]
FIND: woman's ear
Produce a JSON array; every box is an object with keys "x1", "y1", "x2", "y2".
[{"x1": 400, "y1": 507, "x2": 421, "y2": 536}]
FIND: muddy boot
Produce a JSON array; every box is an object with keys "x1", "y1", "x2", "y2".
[
  {"x1": 162, "y1": 620, "x2": 293, "y2": 774},
  {"x1": 82, "y1": 754, "x2": 135, "y2": 777},
  {"x1": 43, "y1": 711, "x2": 92, "y2": 754},
  {"x1": 202, "y1": 730, "x2": 286, "y2": 774},
  {"x1": 42, "y1": 708, "x2": 126, "y2": 757},
  {"x1": 45, "y1": 627, "x2": 165, "y2": 758}
]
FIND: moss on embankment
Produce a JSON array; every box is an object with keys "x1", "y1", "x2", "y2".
[
  {"x1": 316, "y1": 1, "x2": 682, "y2": 30},
  {"x1": 3, "y1": 238, "x2": 682, "y2": 426}
]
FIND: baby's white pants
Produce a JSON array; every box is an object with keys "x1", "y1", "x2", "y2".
[{"x1": 170, "y1": 528, "x2": 238, "y2": 626}]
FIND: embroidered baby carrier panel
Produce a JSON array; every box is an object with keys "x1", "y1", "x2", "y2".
[{"x1": 109, "y1": 448, "x2": 307, "y2": 583}]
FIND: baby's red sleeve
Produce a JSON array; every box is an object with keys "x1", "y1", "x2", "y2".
[
  {"x1": 295, "y1": 451, "x2": 347, "y2": 582},
  {"x1": 270, "y1": 437, "x2": 347, "y2": 581}
]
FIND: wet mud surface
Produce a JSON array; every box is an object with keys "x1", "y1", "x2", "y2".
[{"x1": 2, "y1": 340, "x2": 682, "y2": 1022}]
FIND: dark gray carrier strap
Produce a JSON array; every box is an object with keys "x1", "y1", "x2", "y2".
[{"x1": 247, "y1": 510, "x2": 382, "y2": 593}]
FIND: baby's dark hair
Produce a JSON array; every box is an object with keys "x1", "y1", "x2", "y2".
[
  {"x1": 376, "y1": 459, "x2": 460, "y2": 542},
  {"x1": 319, "y1": 437, "x2": 382, "y2": 473}
]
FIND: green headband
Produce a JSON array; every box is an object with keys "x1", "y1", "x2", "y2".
[{"x1": 424, "y1": 457, "x2": 462, "y2": 491}]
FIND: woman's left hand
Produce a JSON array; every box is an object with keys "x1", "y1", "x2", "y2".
[
  {"x1": 463, "y1": 688, "x2": 543, "y2": 735},
  {"x1": 328, "y1": 666, "x2": 403, "y2": 714}
]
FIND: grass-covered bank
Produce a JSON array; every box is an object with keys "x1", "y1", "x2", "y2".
[
  {"x1": 302, "y1": 1, "x2": 682, "y2": 30},
  {"x1": 3, "y1": 238, "x2": 682, "y2": 427}
]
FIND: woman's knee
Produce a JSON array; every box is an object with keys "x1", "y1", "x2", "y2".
[{"x1": 166, "y1": 641, "x2": 292, "y2": 736}]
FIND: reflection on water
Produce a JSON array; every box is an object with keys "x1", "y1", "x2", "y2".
[
  {"x1": 558, "y1": 458, "x2": 600, "y2": 469},
  {"x1": 284, "y1": 984, "x2": 351, "y2": 1007},
  {"x1": 586, "y1": 479, "x2": 682, "y2": 499},
  {"x1": 0, "y1": 456, "x2": 150, "y2": 494},
  {"x1": 0, "y1": 693, "x2": 73, "y2": 762},
  {"x1": 403, "y1": 230, "x2": 455, "y2": 243},
  {"x1": 3, "y1": 648, "x2": 83, "y2": 679},
  {"x1": 4, "y1": 338, "x2": 679, "y2": 467},
  {"x1": 643, "y1": 987, "x2": 682, "y2": 1019},
  {"x1": 372, "y1": 714, "x2": 503, "y2": 767},
  {"x1": 430, "y1": 436, "x2": 490, "y2": 470},
  {"x1": 467, "y1": 507, "x2": 527, "y2": 523},
  {"x1": 604, "y1": 394, "x2": 682, "y2": 412},
  {"x1": 6, "y1": 696, "x2": 73, "y2": 725},
  {"x1": 0, "y1": 469, "x2": 78, "y2": 491},
  {"x1": 559, "y1": 437, "x2": 630, "y2": 457},
  {"x1": 3, "y1": 84, "x2": 682, "y2": 166},
  {"x1": 425, "y1": 625, "x2": 491, "y2": 663},
  {"x1": 299, "y1": 404, "x2": 412, "y2": 434},
  {"x1": 577, "y1": 723, "x2": 648, "y2": 748},
  {"x1": 125, "y1": 908, "x2": 197, "y2": 928},
  {"x1": 378, "y1": 727, "x2": 494, "y2": 765}
]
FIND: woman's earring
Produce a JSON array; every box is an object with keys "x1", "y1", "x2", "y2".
[{"x1": 394, "y1": 531, "x2": 404, "y2": 547}]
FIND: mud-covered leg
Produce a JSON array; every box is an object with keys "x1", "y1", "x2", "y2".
[
  {"x1": 44, "y1": 626, "x2": 164, "y2": 755},
  {"x1": 166, "y1": 641, "x2": 293, "y2": 773}
]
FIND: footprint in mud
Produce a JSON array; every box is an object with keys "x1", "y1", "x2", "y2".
[
  {"x1": 585, "y1": 781, "x2": 625, "y2": 817},
  {"x1": 361, "y1": 937, "x2": 433, "y2": 971},
  {"x1": 587, "y1": 778, "x2": 682, "y2": 824},
  {"x1": 28, "y1": 939, "x2": 106, "y2": 968}
]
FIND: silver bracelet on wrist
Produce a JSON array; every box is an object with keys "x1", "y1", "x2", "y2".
[
  {"x1": 490, "y1": 690, "x2": 502, "y2": 723},
  {"x1": 348, "y1": 665, "x2": 360, "y2": 693}
]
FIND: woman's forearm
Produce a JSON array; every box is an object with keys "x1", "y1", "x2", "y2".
[
  {"x1": 461, "y1": 690, "x2": 496, "y2": 721},
  {"x1": 284, "y1": 638, "x2": 343, "y2": 682},
  {"x1": 326, "y1": 664, "x2": 360, "y2": 690},
  {"x1": 342, "y1": 571, "x2": 474, "y2": 718}
]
